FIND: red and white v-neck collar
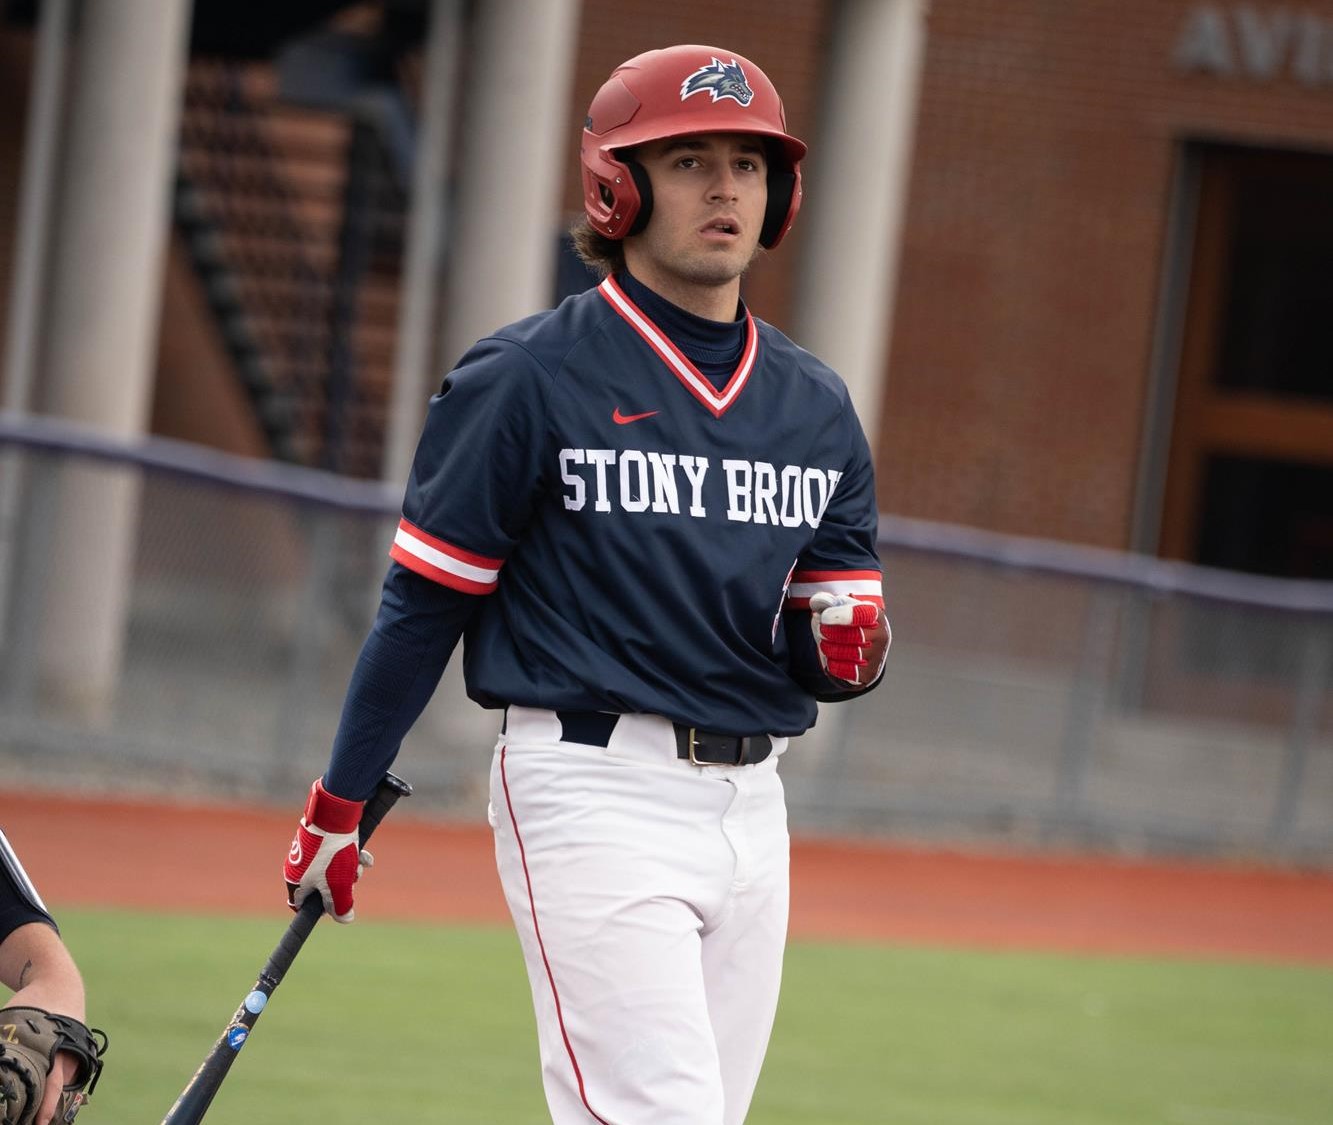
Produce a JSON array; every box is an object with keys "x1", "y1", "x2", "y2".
[{"x1": 597, "y1": 275, "x2": 759, "y2": 419}]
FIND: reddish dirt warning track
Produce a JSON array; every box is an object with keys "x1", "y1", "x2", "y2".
[{"x1": 6, "y1": 792, "x2": 1333, "y2": 965}]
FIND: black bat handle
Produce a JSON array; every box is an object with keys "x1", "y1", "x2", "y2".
[{"x1": 160, "y1": 772, "x2": 413, "y2": 1125}]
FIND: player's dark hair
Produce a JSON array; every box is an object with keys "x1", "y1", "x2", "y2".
[{"x1": 569, "y1": 216, "x2": 625, "y2": 278}]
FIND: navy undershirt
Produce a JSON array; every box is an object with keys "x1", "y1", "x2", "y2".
[
  {"x1": 615, "y1": 269, "x2": 746, "y2": 392},
  {"x1": 324, "y1": 269, "x2": 818, "y2": 800},
  {"x1": 325, "y1": 564, "x2": 468, "y2": 798}
]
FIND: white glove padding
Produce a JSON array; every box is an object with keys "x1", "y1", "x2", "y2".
[
  {"x1": 810, "y1": 592, "x2": 891, "y2": 688},
  {"x1": 283, "y1": 779, "x2": 372, "y2": 923}
]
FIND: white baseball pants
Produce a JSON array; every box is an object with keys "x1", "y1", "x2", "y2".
[{"x1": 489, "y1": 707, "x2": 791, "y2": 1125}]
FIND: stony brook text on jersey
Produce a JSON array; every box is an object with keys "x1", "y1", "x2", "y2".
[{"x1": 557, "y1": 447, "x2": 843, "y2": 527}]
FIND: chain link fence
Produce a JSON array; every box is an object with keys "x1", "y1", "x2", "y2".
[{"x1": 2, "y1": 414, "x2": 1330, "y2": 864}]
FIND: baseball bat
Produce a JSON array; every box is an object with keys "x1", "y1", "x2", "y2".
[{"x1": 159, "y1": 771, "x2": 413, "y2": 1125}]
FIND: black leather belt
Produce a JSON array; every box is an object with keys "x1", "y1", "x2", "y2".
[{"x1": 555, "y1": 710, "x2": 773, "y2": 766}]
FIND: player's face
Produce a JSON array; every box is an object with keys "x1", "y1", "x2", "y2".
[{"x1": 623, "y1": 133, "x2": 768, "y2": 318}]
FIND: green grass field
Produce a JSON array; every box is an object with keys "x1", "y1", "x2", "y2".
[{"x1": 50, "y1": 907, "x2": 1333, "y2": 1124}]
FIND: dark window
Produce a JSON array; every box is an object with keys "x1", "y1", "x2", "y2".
[
  {"x1": 1216, "y1": 151, "x2": 1333, "y2": 403},
  {"x1": 1196, "y1": 455, "x2": 1333, "y2": 580},
  {"x1": 1159, "y1": 143, "x2": 1333, "y2": 580}
]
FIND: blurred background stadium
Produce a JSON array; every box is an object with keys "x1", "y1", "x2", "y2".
[{"x1": 0, "y1": 0, "x2": 1330, "y2": 865}]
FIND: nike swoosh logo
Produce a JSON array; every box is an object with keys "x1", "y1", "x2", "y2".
[{"x1": 612, "y1": 408, "x2": 660, "y2": 425}]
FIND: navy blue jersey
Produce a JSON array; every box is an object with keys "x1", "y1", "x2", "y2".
[
  {"x1": 0, "y1": 828, "x2": 56, "y2": 943},
  {"x1": 389, "y1": 275, "x2": 882, "y2": 736}
]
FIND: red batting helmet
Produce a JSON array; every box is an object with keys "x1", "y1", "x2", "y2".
[{"x1": 581, "y1": 45, "x2": 807, "y2": 249}]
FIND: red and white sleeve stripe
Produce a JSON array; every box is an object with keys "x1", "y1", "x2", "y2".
[
  {"x1": 785, "y1": 569, "x2": 884, "y2": 610},
  {"x1": 389, "y1": 518, "x2": 503, "y2": 595}
]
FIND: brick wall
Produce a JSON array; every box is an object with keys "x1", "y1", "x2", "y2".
[
  {"x1": 881, "y1": 0, "x2": 1333, "y2": 545},
  {"x1": 7, "y1": 4, "x2": 1332, "y2": 550}
]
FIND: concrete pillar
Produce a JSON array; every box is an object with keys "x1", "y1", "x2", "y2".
[
  {"x1": 3, "y1": 0, "x2": 71, "y2": 416},
  {"x1": 0, "y1": 0, "x2": 71, "y2": 652},
  {"x1": 438, "y1": 0, "x2": 580, "y2": 369},
  {"x1": 793, "y1": 0, "x2": 929, "y2": 757},
  {"x1": 385, "y1": 0, "x2": 463, "y2": 488},
  {"x1": 35, "y1": 0, "x2": 192, "y2": 720},
  {"x1": 793, "y1": 0, "x2": 929, "y2": 451}
]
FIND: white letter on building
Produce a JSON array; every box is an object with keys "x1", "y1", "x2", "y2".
[
  {"x1": 1174, "y1": 5, "x2": 1235, "y2": 75},
  {"x1": 1234, "y1": 6, "x2": 1293, "y2": 79}
]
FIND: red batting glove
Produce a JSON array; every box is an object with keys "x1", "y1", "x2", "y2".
[
  {"x1": 810, "y1": 592, "x2": 891, "y2": 688},
  {"x1": 283, "y1": 779, "x2": 371, "y2": 923}
]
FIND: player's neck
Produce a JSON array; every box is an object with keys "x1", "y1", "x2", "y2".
[{"x1": 620, "y1": 259, "x2": 742, "y2": 323}]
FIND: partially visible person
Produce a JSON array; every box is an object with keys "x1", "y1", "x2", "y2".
[{"x1": 0, "y1": 828, "x2": 105, "y2": 1125}]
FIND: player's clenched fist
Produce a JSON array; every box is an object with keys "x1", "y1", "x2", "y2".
[
  {"x1": 283, "y1": 778, "x2": 371, "y2": 923},
  {"x1": 809, "y1": 592, "x2": 891, "y2": 688}
]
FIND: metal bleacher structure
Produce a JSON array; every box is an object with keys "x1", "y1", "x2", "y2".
[
  {"x1": 173, "y1": 41, "x2": 411, "y2": 477},
  {"x1": 0, "y1": 15, "x2": 1330, "y2": 866}
]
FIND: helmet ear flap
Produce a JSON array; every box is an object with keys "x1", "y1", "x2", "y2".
[
  {"x1": 760, "y1": 168, "x2": 797, "y2": 248},
  {"x1": 623, "y1": 159, "x2": 654, "y2": 237}
]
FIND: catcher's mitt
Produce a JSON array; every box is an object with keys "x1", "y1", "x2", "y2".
[{"x1": 0, "y1": 1007, "x2": 106, "y2": 1125}]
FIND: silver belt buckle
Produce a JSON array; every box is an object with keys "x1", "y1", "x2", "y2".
[{"x1": 686, "y1": 727, "x2": 702, "y2": 765}]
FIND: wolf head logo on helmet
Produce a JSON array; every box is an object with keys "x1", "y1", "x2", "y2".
[{"x1": 680, "y1": 58, "x2": 755, "y2": 106}]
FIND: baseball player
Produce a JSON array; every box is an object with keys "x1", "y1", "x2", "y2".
[
  {"x1": 283, "y1": 44, "x2": 890, "y2": 1124},
  {"x1": 0, "y1": 829, "x2": 105, "y2": 1124}
]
